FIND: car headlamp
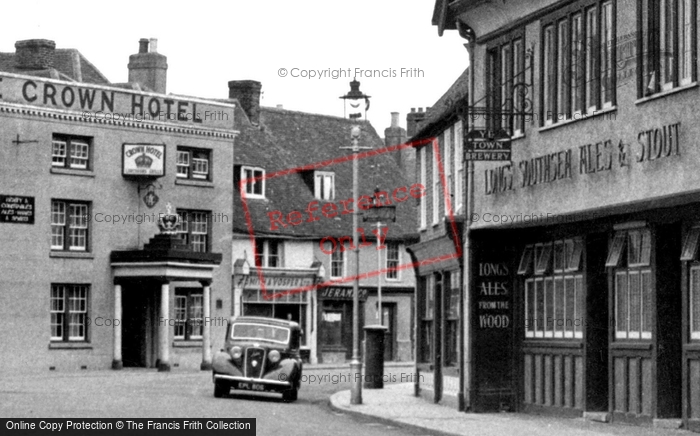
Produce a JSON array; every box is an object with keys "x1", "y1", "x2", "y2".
[
  {"x1": 231, "y1": 346, "x2": 243, "y2": 360},
  {"x1": 268, "y1": 350, "x2": 281, "y2": 363}
]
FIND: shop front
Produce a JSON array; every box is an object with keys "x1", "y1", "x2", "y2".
[
  {"x1": 408, "y1": 234, "x2": 462, "y2": 407},
  {"x1": 235, "y1": 270, "x2": 318, "y2": 363},
  {"x1": 317, "y1": 286, "x2": 368, "y2": 364}
]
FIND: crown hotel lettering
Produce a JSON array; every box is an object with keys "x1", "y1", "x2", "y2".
[{"x1": 0, "y1": 77, "x2": 203, "y2": 123}]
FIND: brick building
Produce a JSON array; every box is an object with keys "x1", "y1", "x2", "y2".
[{"x1": 0, "y1": 38, "x2": 236, "y2": 372}]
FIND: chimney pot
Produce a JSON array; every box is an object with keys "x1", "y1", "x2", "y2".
[
  {"x1": 149, "y1": 38, "x2": 158, "y2": 53},
  {"x1": 411, "y1": 108, "x2": 416, "y2": 113},
  {"x1": 229, "y1": 80, "x2": 263, "y2": 125},
  {"x1": 138, "y1": 38, "x2": 149, "y2": 54},
  {"x1": 390, "y1": 112, "x2": 399, "y2": 128},
  {"x1": 276, "y1": 104, "x2": 283, "y2": 109}
]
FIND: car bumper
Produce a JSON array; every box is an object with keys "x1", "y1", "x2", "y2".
[{"x1": 214, "y1": 374, "x2": 292, "y2": 393}]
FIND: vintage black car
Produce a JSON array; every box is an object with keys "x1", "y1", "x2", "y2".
[{"x1": 212, "y1": 316, "x2": 303, "y2": 402}]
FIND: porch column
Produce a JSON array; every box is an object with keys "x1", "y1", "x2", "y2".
[
  {"x1": 158, "y1": 281, "x2": 171, "y2": 372},
  {"x1": 112, "y1": 282, "x2": 123, "y2": 370},
  {"x1": 201, "y1": 280, "x2": 212, "y2": 370}
]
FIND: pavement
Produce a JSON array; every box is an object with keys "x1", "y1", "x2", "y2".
[{"x1": 330, "y1": 383, "x2": 692, "y2": 436}]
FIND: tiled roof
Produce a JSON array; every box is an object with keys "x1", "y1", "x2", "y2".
[
  {"x1": 411, "y1": 67, "x2": 469, "y2": 140},
  {"x1": 233, "y1": 105, "x2": 418, "y2": 241},
  {"x1": 0, "y1": 48, "x2": 110, "y2": 84}
]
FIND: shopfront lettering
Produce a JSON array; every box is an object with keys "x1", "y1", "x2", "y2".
[
  {"x1": 241, "y1": 275, "x2": 315, "y2": 290},
  {"x1": 636, "y1": 122, "x2": 681, "y2": 163},
  {"x1": 519, "y1": 149, "x2": 572, "y2": 188},
  {"x1": 485, "y1": 122, "x2": 683, "y2": 195},
  {"x1": 478, "y1": 262, "x2": 509, "y2": 276}
]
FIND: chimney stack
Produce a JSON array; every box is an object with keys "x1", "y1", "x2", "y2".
[
  {"x1": 15, "y1": 39, "x2": 56, "y2": 70},
  {"x1": 228, "y1": 80, "x2": 262, "y2": 125},
  {"x1": 384, "y1": 111, "x2": 413, "y2": 183},
  {"x1": 406, "y1": 107, "x2": 427, "y2": 138},
  {"x1": 128, "y1": 38, "x2": 167, "y2": 93}
]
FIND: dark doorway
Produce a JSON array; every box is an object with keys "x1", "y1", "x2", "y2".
[
  {"x1": 381, "y1": 303, "x2": 396, "y2": 361},
  {"x1": 121, "y1": 283, "x2": 157, "y2": 368}
]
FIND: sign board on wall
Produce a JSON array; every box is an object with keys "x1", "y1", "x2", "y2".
[
  {"x1": 0, "y1": 195, "x2": 34, "y2": 224},
  {"x1": 471, "y1": 244, "x2": 514, "y2": 412},
  {"x1": 122, "y1": 144, "x2": 165, "y2": 177}
]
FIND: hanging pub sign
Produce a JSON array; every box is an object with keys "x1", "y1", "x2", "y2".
[
  {"x1": 465, "y1": 128, "x2": 512, "y2": 161},
  {"x1": 122, "y1": 143, "x2": 165, "y2": 177},
  {"x1": 0, "y1": 195, "x2": 34, "y2": 224}
]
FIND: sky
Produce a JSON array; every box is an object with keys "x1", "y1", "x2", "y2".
[{"x1": 0, "y1": 0, "x2": 468, "y2": 132}]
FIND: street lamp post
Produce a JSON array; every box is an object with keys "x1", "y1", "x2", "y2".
[{"x1": 340, "y1": 80, "x2": 371, "y2": 405}]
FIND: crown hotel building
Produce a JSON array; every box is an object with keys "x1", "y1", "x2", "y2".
[
  {"x1": 0, "y1": 39, "x2": 236, "y2": 372},
  {"x1": 433, "y1": 0, "x2": 700, "y2": 431}
]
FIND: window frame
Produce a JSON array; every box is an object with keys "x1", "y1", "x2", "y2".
[
  {"x1": 255, "y1": 239, "x2": 283, "y2": 268},
  {"x1": 330, "y1": 247, "x2": 345, "y2": 279},
  {"x1": 485, "y1": 28, "x2": 527, "y2": 135},
  {"x1": 385, "y1": 241, "x2": 400, "y2": 280},
  {"x1": 454, "y1": 121, "x2": 464, "y2": 213},
  {"x1": 419, "y1": 146, "x2": 427, "y2": 229},
  {"x1": 638, "y1": 0, "x2": 697, "y2": 97},
  {"x1": 174, "y1": 288, "x2": 204, "y2": 341},
  {"x1": 176, "y1": 146, "x2": 212, "y2": 181},
  {"x1": 541, "y1": 0, "x2": 616, "y2": 126},
  {"x1": 51, "y1": 200, "x2": 90, "y2": 252},
  {"x1": 432, "y1": 141, "x2": 440, "y2": 226},
  {"x1": 175, "y1": 209, "x2": 211, "y2": 253},
  {"x1": 240, "y1": 166, "x2": 265, "y2": 199},
  {"x1": 520, "y1": 238, "x2": 584, "y2": 340},
  {"x1": 314, "y1": 171, "x2": 335, "y2": 201},
  {"x1": 51, "y1": 134, "x2": 92, "y2": 171},
  {"x1": 50, "y1": 284, "x2": 89, "y2": 342},
  {"x1": 608, "y1": 228, "x2": 653, "y2": 341}
]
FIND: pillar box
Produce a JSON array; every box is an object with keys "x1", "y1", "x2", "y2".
[{"x1": 363, "y1": 325, "x2": 388, "y2": 389}]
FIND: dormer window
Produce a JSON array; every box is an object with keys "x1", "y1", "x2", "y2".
[
  {"x1": 315, "y1": 171, "x2": 335, "y2": 201},
  {"x1": 177, "y1": 147, "x2": 211, "y2": 180},
  {"x1": 241, "y1": 166, "x2": 265, "y2": 198}
]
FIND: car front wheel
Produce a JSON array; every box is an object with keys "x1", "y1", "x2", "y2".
[
  {"x1": 214, "y1": 380, "x2": 229, "y2": 398},
  {"x1": 282, "y1": 382, "x2": 298, "y2": 403}
]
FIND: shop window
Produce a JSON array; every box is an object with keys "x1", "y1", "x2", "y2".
[
  {"x1": 314, "y1": 171, "x2": 335, "y2": 201},
  {"x1": 681, "y1": 226, "x2": 700, "y2": 339},
  {"x1": 52, "y1": 134, "x2": 91, "y2": 170},
  {"x1": 240, "y1": 166, "x2": 265, "y2": 198},
  {"x1": 174, "y1": 289, "x2": 203, "y2": 340},
  {"x1": 385, "y1": 242, "x2": 400, "y2": 280},
  {"x1": 321, "y1": 310, "x2": 343, "y2": 347},
  {"x1": 176, "y1": 147, "x2": 211, "y2": 180},
  {"x1": 255, "y1": 239, "x2": 283, "y2": 268},
  {"x1": 420, "y1": 275, "x2": 434, "y2": 363},
  {"x1": 50, "y1": 284, "x2": 89, "y2": 342},
  {"x1": 607, "y1": 228, "x2": 652, "y2": 340},
  {"x1": 445, "y1": 271, "x2": 460, "y2": 366},
  {"x1": 51, "y1": 200, "x2": 89, "y2": 251},
  {"x1": 542, "y1": 1, "x2": 615, "y2": 125},
  {"x1": 639, "y1": 0, "x2": 696, "y2": 96},
  {"x1": 520, "y1": 238, "x2": 583, "y2": 339},
  {"x1": 176, "y1": 209, "x2": 210, "y2": 253}
]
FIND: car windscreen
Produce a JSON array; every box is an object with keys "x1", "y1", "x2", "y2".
[{"x1": 231, "y1": 323, "x2": 290, "y2": 344}]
